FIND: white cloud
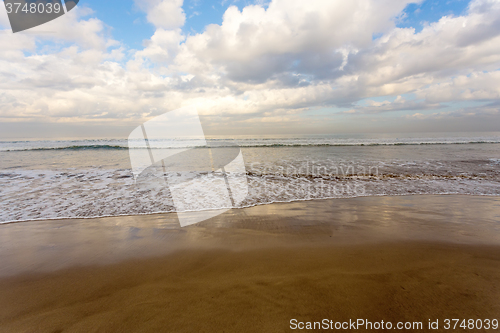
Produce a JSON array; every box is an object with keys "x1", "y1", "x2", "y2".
[
  {"x1": 416, "y1": 71, "x2": 500, "y2": 103},
  {"x1": 173, "y1": 0, "x2": 416, "y2": 83},
  {"x1": 134, "y1": 0, "x2": 186, "y2": 29},
  {"x1": 0, "y1": 0, "x2": 500, "y2": 135}
]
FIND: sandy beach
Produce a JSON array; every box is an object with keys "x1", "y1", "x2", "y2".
[
  {"x1": 2, "y1": 0, "x2": 500, "y2": 330},
  {"x1": 1, "y1": 195, "x2": 500, "y2": 332}
]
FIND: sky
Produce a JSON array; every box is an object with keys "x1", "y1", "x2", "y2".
[{"x1": 0, "y1": 0, "x2": 499, "y2": 138}]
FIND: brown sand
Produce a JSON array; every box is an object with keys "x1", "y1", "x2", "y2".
[{"x1": 0, "y1": 195, "x2": 500, "y2": 332}]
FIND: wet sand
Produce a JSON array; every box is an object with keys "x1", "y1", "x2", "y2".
[{"x1": 0, "y1": 195, "x2": 500, "y2": 332}]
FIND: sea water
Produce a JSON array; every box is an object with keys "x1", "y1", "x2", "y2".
[{"x1": 0, "y1": 132, "x2": 499, "y2": 223}]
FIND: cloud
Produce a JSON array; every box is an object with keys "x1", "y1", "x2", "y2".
[
  {"x1": 405, "y1": 106, "x2": 500, "y2": 120},
  {"x1": 348, "y1": 96, "x2": 444, "y2": 114},
  {"x1": 134, "y1": 0, "x2": 186, "y2": 29},
  {"x1": 415, "y1": 71, "x2": 500, "y2": 103},
  {"x1": 0, "y1": 0, "x2": 500, "y2": 135},
  {"x1": 173, "y1": 0, "x2": 416, "y2": 84}
]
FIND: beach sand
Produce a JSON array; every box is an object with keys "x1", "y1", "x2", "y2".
[{"x1": 0, "y1": 195, "x2": 500, "y2": 332}]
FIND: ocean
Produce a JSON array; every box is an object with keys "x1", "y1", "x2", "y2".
[{"x1": 1, "y1": 132, "x2": 499, "y2": 224}]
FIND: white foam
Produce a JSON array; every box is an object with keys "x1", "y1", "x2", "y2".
[
  {"x1": 1, "y1": 167, "x2": 499, "y2": 224},
  {"x1": 2, "y1": 134, "x2": 500, "y2": 151}
]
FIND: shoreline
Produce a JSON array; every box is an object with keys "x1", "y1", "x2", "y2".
[
  {"x1": 1, "y1": 192, "x2": 499, "y2": 226},
  {"x1": 0, "y1": 194, "x2": 499, "y2": 277}
]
